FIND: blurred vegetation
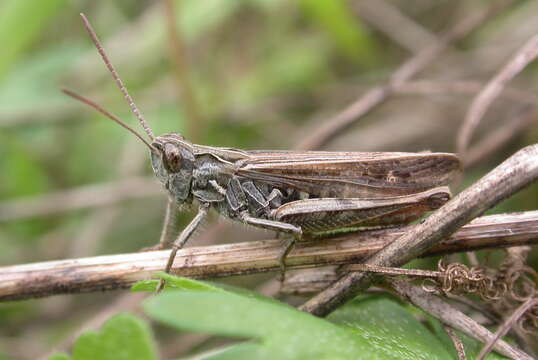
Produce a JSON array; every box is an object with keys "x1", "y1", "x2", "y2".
[
  {"x1": 52, "y1": 275, "x2": 509, "y2": 360},
  {"x1": 0, "y1": 0, "x2": 537, "y2": 358}
]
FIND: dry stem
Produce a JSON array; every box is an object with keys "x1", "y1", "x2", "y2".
[
  {"x1": 0, "y1": 177, "x2": 161, "y2": 222},
  {"x1": 390, "y1": 279, "x2": 533, "y2": 360},
  {"x1": 458, "y1": 33, "x2": 538, "y2": 157},
  {"x1": 464, "y1": 109, "x2": 537, "y2": 168},
  {"x1": 477, "y1": 297, "x2": 538, "y2": 360},
  {"x1": 296, "y1": 0, "x2": 514, "y2": 150},
  {"x1": 443, "y1": 325, "x2": 466, "y2": 360},
  {"x1": 1, "y1": 210, "x2": 537, "y2": 301},
  {"x1": 352, "y1": 0, "x2": 438, "y2": 53}
]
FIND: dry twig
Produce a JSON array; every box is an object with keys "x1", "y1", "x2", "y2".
[
  {"x1": 443, "y1": 325, "x2": 466, "y2": 360},
  {"x1": 476, "y1": 297, "x2": 538, "y2": 360},
  {"x1": 390, "y1": 279, "x2": 533, "y2": 360},
  {"x1": 297, "y1": 0, "x2": 514, "y2": 150},
  {"x1": 351, "y1": 0, "x2": 438, "y2": 53},
  {"x1": 1, "y1": 210, "x2": 537, "y2": 301},
  {"x1": 464, "y1": 109, "x2": 537, "y2": 168},
  {"x1": 395, "y1": 80, "x2": 538, "y2": 107},
  {"x1": 458, "y1": 33, "x2": 538, "y2": 157},
  {"x1": 0, "y1": 177, "x2": 162, "y2": 222}
]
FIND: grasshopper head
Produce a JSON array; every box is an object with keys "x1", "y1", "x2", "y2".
[
  {"x1": 65, "y1": 16, "x2": 195, "y2": 204},
  {"x1": 151, "y1": 133, "x2": 195, "y2": 204}
]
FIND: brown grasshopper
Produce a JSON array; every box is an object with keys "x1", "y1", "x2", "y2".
[{"x1": 66, "y1": 14, "x2": 460, "y2": 289}]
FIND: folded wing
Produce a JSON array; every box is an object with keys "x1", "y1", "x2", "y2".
[{"x1": 236, "y1": 151, "x2": 460, "y2": 198}]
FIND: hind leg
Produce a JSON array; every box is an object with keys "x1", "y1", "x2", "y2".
[
  {"x1": 238, "y1": 212, "x2": 302, "y2": 280},
  {"x1": 277, "y1": 236, "x2": 297, "y2": 282}
]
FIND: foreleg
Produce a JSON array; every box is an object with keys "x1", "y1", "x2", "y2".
[{"x1": 157, "y1": 203, "x2": 210, "y2": 291}]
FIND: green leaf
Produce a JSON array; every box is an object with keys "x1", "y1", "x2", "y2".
[
  {"x1": 0, "y1": 44, "x2": 83, "y2": 119},
  {"x1": 48, "y1": 354, "x2": 71, "y2": 360},
  {"x1": 233, "y1": 36, "x2": 330, "y2": 105},
  {"x1": 0, "y1": 0, "x2": 68, "y2": 81},
  {"x1": 0, "y1": 134, "x2": 50, "y2": 199},
  {"x1": 143, "y1": 276, "x2": 459, "y2": 360},
  {"x1": 131, "y1": 272, "x2": 224, "y2": 293},
  {"x1": 178, "y1": 0, "x2": 242, "y2": 42},
  {"x1": 68, "y1": 313, "x2": 157, "y2": 360},
  {"x1": 206, "y1": 343, "x2": 266, "y2": 360},
  {"x1": 328, "y1": 296, "x2": 454, "y2": 360},
  {"x1": 299, "y1": 0, "x2": 377, "y2": 65},
  {"x1": 133, "y1": 273, "x2": 280, "y2": 305},
  {"x1": 131, "y1": 280, "x2": 159, "y2": 292}
]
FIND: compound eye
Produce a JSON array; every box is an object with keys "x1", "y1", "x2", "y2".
[{"x1": 164, "y1": 143, "x2": 182, "y2": 173}]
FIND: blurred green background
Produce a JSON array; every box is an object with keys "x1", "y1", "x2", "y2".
[{"x1": 0, "y1": 0, "x2": 537, "y2": 358}]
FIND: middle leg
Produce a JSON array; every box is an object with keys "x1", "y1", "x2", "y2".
[{"x1": 141, "y1": 195, "x2": 178, "y2": 251}]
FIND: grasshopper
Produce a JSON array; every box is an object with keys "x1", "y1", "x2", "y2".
[{"x1": 66, "y1": 14, "x2": 460, "y2": 289}]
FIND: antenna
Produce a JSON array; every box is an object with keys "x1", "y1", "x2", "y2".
[
  {"x1": 62, "y1": 89, "x2": 157, "y2": 153},
  {"x1": 79, "y1": 13, "x2": 155, "y2": 140}
]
